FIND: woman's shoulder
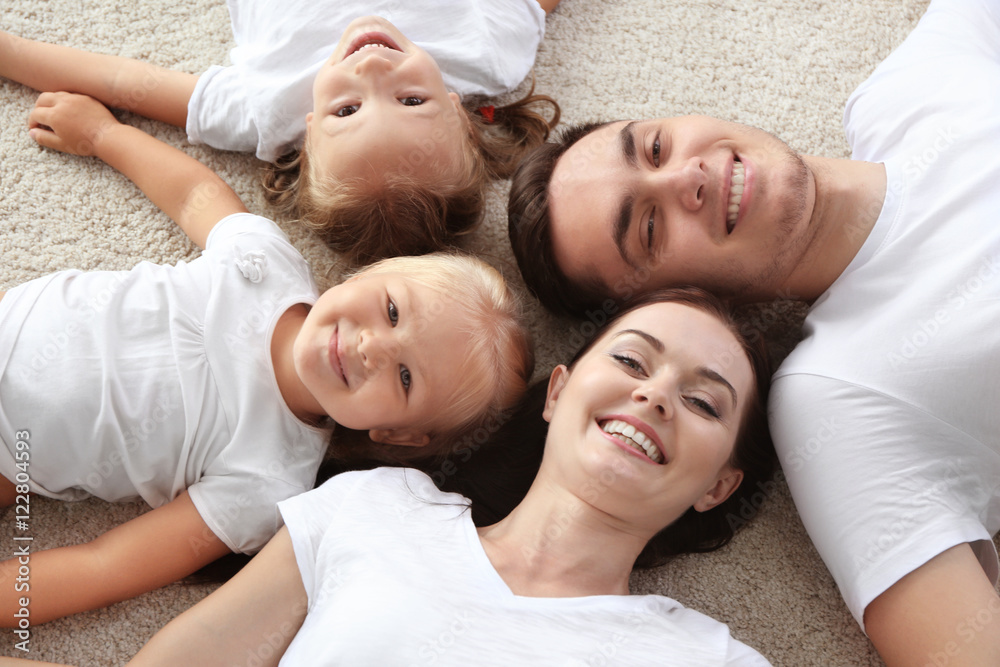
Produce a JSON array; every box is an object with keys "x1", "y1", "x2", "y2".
[{"x1": 306, "y1": 466, "x2": 469, "y2": 512}]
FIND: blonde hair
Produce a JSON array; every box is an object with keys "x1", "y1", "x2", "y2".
[
  {"x1": 262, "y1": 86, "x2": 560, "y2": 265},
  {"x1": 326, "y1": 252, "x2": 534, "y2": 464}
]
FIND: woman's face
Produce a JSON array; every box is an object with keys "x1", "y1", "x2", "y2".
[{"x1": 541, "y1": 301, "x2": 754, "y2": 535}]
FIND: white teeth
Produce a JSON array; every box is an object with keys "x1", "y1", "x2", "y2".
[
  {"x1": 600, "y1": 419, "x2": 663, "y2": 463},
  {"x1": 353, "y1": 41, "x2": 393, "y2": 55},
  {"x1": 726, "y1": 161, "x2": 745, "y2": 230}
]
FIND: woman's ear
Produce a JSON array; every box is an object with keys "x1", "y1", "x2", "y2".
[
  {"x1": 541, "y1": 365, "x2": 570, "y2": 423},
  {"x1": 693, "y1": 466, "x2": 744, "y2": 512},
  {"x1": 368, "y1": 428, "x2": 431, "y2": 448}
]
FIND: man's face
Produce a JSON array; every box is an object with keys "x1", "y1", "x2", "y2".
[{"x1": 548, "y1": 116, "x2": 815, "y2": 302}]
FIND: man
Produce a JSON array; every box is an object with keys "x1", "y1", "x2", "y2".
[{"x1": 507, "y1": 1, "x2": 1000, "y2": 665}]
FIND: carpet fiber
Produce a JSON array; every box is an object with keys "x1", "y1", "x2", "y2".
[{"x1": 3, "y1": 1, "x2": 992, "y2": 665}]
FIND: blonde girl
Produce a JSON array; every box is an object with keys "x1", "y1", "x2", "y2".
[
  {"x1": 0, "y1": 92, "x2": 532, "y2": 625},
  {"x1": 0, "y1": 1, "x2": 561, "y2": 264}
]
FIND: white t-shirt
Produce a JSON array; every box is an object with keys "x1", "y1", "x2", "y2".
[
  {"x1": 187, "y1": 0, "x2": 546, "y2": 161},
  {"x1": 769, "y1": 0, "x2": 1000, "y2": 628},
  {"x1": 0, "y1": 214, "x2": 329, "y2": 553},
  {"x1": 277, "y1": 467, "x2": 771, "y2": 666}
]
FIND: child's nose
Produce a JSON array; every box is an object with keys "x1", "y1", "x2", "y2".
[
  {"x1": 354, "y1": 52, "x2": 394, "y2": 77},
  {"x1": 358, "y1": 330, "x2": 397, "y2": 373}
]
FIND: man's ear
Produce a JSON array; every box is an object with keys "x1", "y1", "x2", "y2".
[
  {"x1": 693, "y1": 467, "x2": 744, "y2": 512},
  {"x1": 541, "y1": 365, "x2": 570, "y2": 423},
  {"x1": 368, "y1": 428, "x2": 431, "y2": 448}
]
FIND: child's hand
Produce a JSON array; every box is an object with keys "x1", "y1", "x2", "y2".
[{"x1": 27, "y1": 91, "x2": 120, "y2": 157}]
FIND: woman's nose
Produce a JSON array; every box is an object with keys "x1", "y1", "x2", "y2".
[{"x1": 631, "y1": 378, "x2": 674, "y2": 420}]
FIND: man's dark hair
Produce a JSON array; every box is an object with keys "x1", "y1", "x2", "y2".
[{"x1": 507, "y1": 121, "x2": 610, "y2": 317}]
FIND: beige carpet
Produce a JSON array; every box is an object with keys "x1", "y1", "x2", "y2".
[{"x1": 3, "y1": 0, "x2": 994, "y2": 665}]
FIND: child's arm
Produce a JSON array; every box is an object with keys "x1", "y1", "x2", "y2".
[
  {"x1": 0, "y1": 491, "x2": 232, "y2": 626},
  {"x1": 0, "y1": 31, "x2": 195, "y2": 128},
  {"x1": 127, "y1": 527, "x2": 308, "y2": 667},
  {"x1": 536, "y1": 0, "x2": 562, "y2": 12},
  {"x1": 28, "y1": 92, "x2": 246, "y2": 248}
]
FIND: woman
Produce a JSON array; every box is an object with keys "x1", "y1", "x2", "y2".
[{"x1": 121, "y1": 287, "x2": 776, "y2": 665}]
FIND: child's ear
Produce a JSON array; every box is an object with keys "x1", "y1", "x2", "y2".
[
  {"x1": 448, "y1": 91, "x2": 462, "y2": 110},
  {"x1": 541, "y1": 365, "x2": 570, "y2": 423},
  {"x1": 368, "y1": 428, "x2": 431, "y2": 448},
  {"x1": 693, "y1": 467, "x2": 744, "y2": 512}
]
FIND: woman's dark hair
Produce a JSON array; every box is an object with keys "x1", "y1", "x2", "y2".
[{"x1": 466, "y1": 287, "x2": 777, "y2": 565}]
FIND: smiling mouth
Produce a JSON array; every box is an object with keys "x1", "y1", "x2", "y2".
[
  {"x1": 600, "y1": 419, "x2": 665, "y2": 464},
  {"x1": 344, "y1": 32, "x2": 402, "y2": 60},
  {"x1": 726, "y1": 159, "x2": 745, "y2": 234},
  {"x1": 329, "y1": 329, "x2": 348, "y2": 387}
]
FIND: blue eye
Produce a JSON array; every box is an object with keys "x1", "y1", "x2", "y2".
[
  {"x1": 336, "y1": 104, "x2": 359, "y2": 117},
  {"x1": 400, "y1": 97, "x2": 424, "y2": 106},
  {"x1": 387, "y1": 299, "x2": 399, "y2": 326},
  {"x1": 646, "y1": 211, "x2": 655, "y2": 250},
  {"x1": 399, "y1": 366, "x2": 411, "y2": 391}
]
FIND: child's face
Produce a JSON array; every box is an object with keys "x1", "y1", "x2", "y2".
[
  {"x1": 293, "y1": 270, "x2": 475, "y2": 447},
  {"x1": 306, "y1": 16, "x2": 468, "y2": 188}
]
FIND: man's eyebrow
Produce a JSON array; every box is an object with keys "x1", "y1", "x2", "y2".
[
  {"x1": 613, "y1": 121, "x2": 641, "y2": 269},
  {"x1": 620, "y1": 120, "x2": 639, "y2": 168},
  {"x1": 613, "y1": 193, "x2": 637, "y2": 269}
]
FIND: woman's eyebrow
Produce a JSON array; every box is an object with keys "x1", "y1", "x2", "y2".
[
  {"x1": 611, "y1": 328, "x2": 663, "y2": 352},
  {"x1": 697, "y1": 367, "x2": 738, "y2": 411}
]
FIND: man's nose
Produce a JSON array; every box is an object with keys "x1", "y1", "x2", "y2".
[{"x1": 650, "y1": 156, "x2": 706, "y2": 211}]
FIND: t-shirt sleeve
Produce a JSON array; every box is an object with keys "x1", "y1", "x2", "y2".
[
  {"x1": 477, "y1": 0, "x2": 546, "y2": 93},
  {"x1": 277, "y1": 470, "x2": 378, "y2": 602},
  {"x1": 426, "y1": 0, "x2": 545, "y2": 97},
  {"x1": 186, "y1": 64, "x2": 261, "y2": 155},
  {"x1": 204, "y1": 212, "x2": 291, "y2": 251},
  {"x1": 769, "y1": 372, "x2": 999, "y2": 627},
  {"x1": 188, "y1": 472, "x2": 310, "y2": 553},
  {"x1": 844, "y1": 0, "x2": 1000, "y2": 160}
]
